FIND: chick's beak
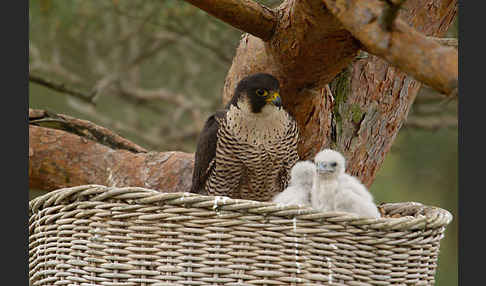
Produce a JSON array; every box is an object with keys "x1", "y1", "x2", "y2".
[
  {"x1": 268, "y1": 91, "x2": 282, "y2": 108},
  {"x1": 316, "y1": 162, "x2": 334, "y2": 174}
]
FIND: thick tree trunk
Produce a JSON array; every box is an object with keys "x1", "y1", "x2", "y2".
[
  {"x1": 29, "y1": 0, "x2": 457, "y2": 193},
  {"x1": 222, "y1": 0, "x2": 360, "y2": 160},
  {"x1": 222, "y1": 0, "x2": 456, "y2": 187},
  {"x1": 328, "y1": 58, "x2": 423, "y2": 187},
  {"x1": 326, "y1": 0, "x2": 457, "y2": 187}
]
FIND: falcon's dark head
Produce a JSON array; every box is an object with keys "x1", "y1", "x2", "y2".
[{"x1": 227, "y1": 73, "x2": 282, "y2": 113}]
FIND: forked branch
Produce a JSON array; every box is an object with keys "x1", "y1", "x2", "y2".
[
  {"x1": 182, "y1": 0, "x2": 458, "y2": 96},
  {"x1": 322, "y1": 0, "x2": 458, "y2": 96}
]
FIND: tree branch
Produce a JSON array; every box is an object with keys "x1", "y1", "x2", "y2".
[
  {"x1": 322, "y1": 0, "x2": 458, "y2": 96},
  {"x1": 29, "y1": 109, "x2": 195, "y2": 192},
  {"x1": 183, "y1": 0, "x2": 277, "y2": 41},
  {"x1": 64, "y1": 99, "x2": 167, "y2": 150},
  {"x1": 29, "y1": 74, "x2": 96, "y2": 104},
  {"x1": 29, "y1": 126, "x2": 194, "y2": 192},
  {"x1": 163, "y1": 23, "x2": 233, "y2": 64},
  {"x1": 29, "y1": 43, "x2": 83, "y2": 83},
  {"x1": 118, "y1": 84, "x2": 207, "y2": 130},
  {"x1": 109, "y1": 7, "x2": 233, "y2": 65},
  {"x1": 29, "y1": 108, "x2": 147, "y2": 153}
]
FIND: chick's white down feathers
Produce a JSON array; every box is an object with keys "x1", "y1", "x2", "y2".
[
  {"x1": 311, "y1": 149, "x2": 380, "y2": 218},
  {"x1": 272, "y1": 161, "x2": 315, "y2": 206},
  {"x1": 272, "y1": 149, "x2": 380, "y2": 218}
]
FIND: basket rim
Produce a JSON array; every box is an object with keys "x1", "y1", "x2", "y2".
[{"x1": 29, "y1": 184, "x2": 453, "y2": 231}]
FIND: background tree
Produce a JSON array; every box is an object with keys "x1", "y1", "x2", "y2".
[{"x1": 29, "y1": 0, "x2": 457, "y2": 285}]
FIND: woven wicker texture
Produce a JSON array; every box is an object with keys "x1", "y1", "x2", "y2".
[{"x1": 29, "y1": 185, "x2": 452, "y2": 286}]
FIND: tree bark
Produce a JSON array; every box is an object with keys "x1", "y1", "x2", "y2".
[
  {"x1": 323, "y1": 0, "x2": 458, "y2": 96},
  {"x1": 326, "y1": 0, "x2": 457, "y2": 187},
  {"x1": 29, "y1": 123, "x2": 194, "y2": 192},
  {"x1": 29, "y1": 0, "x2": 457, "y2": 193},
  {"x1": 183, "y1": 0, "x2": 277, "y2": 41},
  {"x1": 219, "y1": 0, "x2": 456, "y2": 186},
  {"x1": 221, "y1": 0, "x2": 361, "y2": 160}
]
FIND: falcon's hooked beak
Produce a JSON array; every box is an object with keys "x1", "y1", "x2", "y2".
[
  {"x1": 266, "y1": 91, "x2": 282, "y2": 108},
  {"x1": 316, "y1": 162, "x2": 335, "y2": 174}
]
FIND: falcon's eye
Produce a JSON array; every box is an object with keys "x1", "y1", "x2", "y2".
[
  {"x1": 331, "y1": 162, "x2": 337, "y2": 167},
  {"x1": 256, "y1": 89, "x2": 267, "y2": 96}
]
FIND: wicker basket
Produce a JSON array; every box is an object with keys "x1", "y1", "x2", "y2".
[{"x1": 29, "y1": 185, "x2": 452, "y2": 286}]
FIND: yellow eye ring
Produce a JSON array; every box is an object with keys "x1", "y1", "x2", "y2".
[{"x1": 256, "y1": 89, "x2": 267, "y2": 96}]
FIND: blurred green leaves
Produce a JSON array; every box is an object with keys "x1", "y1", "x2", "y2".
[{"x1": 30, "y1": 0, "x2": 241, "y2": 152}]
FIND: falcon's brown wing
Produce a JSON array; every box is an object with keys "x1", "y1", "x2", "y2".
[{"x1": 190, "y1": 110, "x2": 227, "y2": 195}]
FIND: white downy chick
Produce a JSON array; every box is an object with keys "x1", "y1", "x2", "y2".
[
  {"x1": 311, "y1": 149, "x2": 380, "y2": 218},
  {"x1": 272, "y1": 161, "x2": 315, "y2": 206}
]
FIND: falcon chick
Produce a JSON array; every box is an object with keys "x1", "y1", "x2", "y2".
[
  {"x1": 272, "y1": 161, "x2": 315, "y2": 206},
  {"x1": 311, "y1": 149, "x2": 380, "y2": 218},
  {"x1": 190, "y1": 73, "x2": 300, "y2": 201}
]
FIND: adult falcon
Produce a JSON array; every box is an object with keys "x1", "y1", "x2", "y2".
[{"x1": 190, "y1": 73, "x2": 300, "y2": 202}]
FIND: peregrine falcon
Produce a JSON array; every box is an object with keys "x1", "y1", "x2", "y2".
[
  {"x1": 190, "y1": 73, "x2": 300, "y2": 201},
  {"x1": 311, "y1": 149, "x2": 380, "y2": 218}
]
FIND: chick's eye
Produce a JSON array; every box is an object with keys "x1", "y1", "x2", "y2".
[
  {"x1": 256, "y1": 89, "x2": 267, "y2": 96},
  {"x1": 331, "y1": 162, "x2": 337, "y2": 167}
]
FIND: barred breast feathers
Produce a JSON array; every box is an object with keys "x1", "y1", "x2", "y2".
[{"x1": 225, "y1": 99, "x2": 294, "y2": 146}]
